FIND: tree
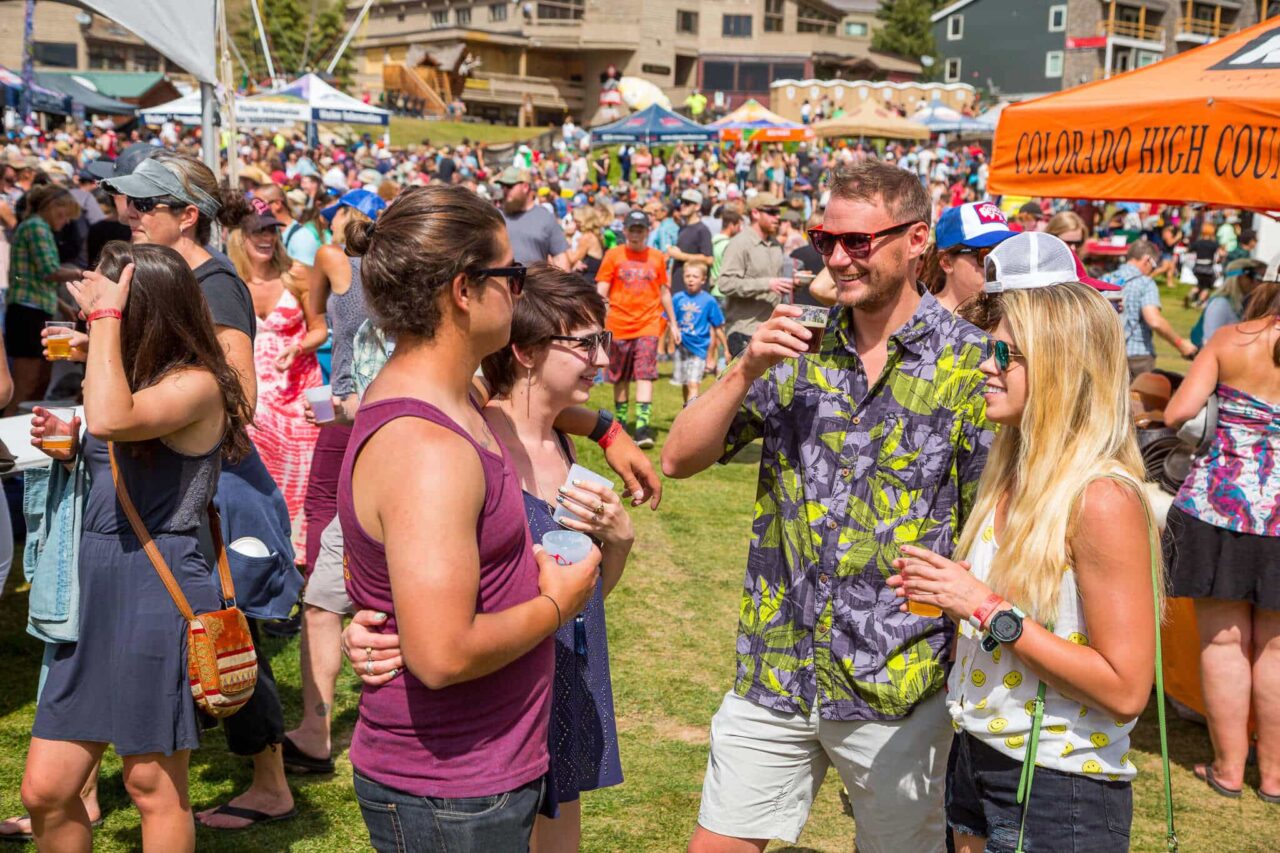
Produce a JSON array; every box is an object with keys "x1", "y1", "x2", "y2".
[
  {"x1": 871, "y1": 0, "x2": 940, "y2": 79},
  {"x1": 234, "y1": 0, "x2": 353, "y2": 87}
]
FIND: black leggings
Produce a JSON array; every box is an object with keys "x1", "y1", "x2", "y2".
[{"x1": 220, "y1": 619, "x2": 284, "y2": 756}]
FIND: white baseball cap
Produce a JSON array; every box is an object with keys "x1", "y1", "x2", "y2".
[{"x1": 983, "y1": 232, "x2": 1081, "y2": 294}]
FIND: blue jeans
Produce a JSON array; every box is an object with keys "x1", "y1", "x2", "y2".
[
  {"x1": 353, "y1": 771, "x2": 543, "y2": 853},
  {"x1": 946, "y1": 732, "x2": 1131, "y2": 852}
]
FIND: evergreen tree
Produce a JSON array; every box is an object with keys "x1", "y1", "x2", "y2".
[
  {"x1": 235, "y1": 0, "x2": 353, "y2": 86},
  {"x1": 871, "y1": 0, "x2": 940, "y2": 79}
]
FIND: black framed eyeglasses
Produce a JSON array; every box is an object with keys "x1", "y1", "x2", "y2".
[
  {"x1": 549, "y1": 330, "x2": 612, "y2": 360},
  {"x1": 993, "y1": 340, "x2": 1024, "y2": 371},
  {"x1": 473, "y1": 262, "x2": 526, "y2": 296},
  {"x1": 807, "y1": 221, "x2": 920, "y2": 259}
]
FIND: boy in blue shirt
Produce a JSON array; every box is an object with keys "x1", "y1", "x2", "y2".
[{"x1": 671, "y1": 261, "x2": 726, "y2": 405}]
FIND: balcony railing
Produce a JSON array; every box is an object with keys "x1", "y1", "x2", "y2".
[
  {"x1": 464, "y1": 72, "x2": 585, "y2": 109},
  {"x1": 1175, "y1": 16, "x2": 1233, "y2": 38},
  {"x1": 1098, "y1": 19, "x2": 1166, "y2": 42}
]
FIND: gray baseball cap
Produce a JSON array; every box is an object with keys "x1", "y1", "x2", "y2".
[
  {"x1": 83, "y1": 142, "x2": 158, "y2": 181},
  {"x1": 102, "y1": 158, "x2": 221, "y2": 218}
]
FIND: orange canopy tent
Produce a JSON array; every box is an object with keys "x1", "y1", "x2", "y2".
[
  {"x1": 990, "y1": 17, "x2": 1280, "y2": 210},
  {"x1": 710, "y1": 99, "x2": 814, "y2": 143}
]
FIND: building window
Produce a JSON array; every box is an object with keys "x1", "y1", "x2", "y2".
[
  {"x1": 764, "y1": 0, "x2": 784, "y2": 32},
  {"x1": 537, "y1": 0, "x2": 583, "y2": 19},
  {"x1": 88, "y1": 45, "x2": 126, "y2": 70},
  {"x1": 489, "y1": 2, "x2": 507, "y2": 21},
  {"x1": 722, "y1": 14, "x2": 752, "y2": 37},
  {"x1": 677, "y1": 9, "x2": 698, "y2": 33},
  {"x1": 1045, "y1": 50, "x2": 1064, "y2": 77},
  {"x1": 1048, "y1": 4, "x2": 1067, "y2": 31},
  {"x1": 33, "y1": 41, "x2": 77, "y2": 68},
  {"x1": 944, "y1": 56, "x2": 961, "y2": 82},
  {"x1": 797, "y1": 4, "x2": 837, "y2": 34},
  {"x1": 703, "y1": 61, "x2": 736, "y2": 90},
  {"x1": 431, "y1": 8, "x2": 449, "y2": 26},
  {"x1": 456, "y1": 6, "x2": 471, "y2": 24},
  {"x1": 772, "y1": 63, "x2": 804, "y2": 80},
  {"x1": 844, "y1": 20, "x2": 868, "y2": 37},
  {"x1": 947, "y1": 14, "x2": 963, "y2": 40},
  {"x1": 134, "y1": 50, "x2": 160, "y2": 72}
]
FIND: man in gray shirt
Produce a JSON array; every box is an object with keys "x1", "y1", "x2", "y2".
[
  {"x1": 495, "y1": 166, "x2": 569, "y2": 270},
  {"x1": 718, "y1": 192, "x2": 791, "y2": 356}
]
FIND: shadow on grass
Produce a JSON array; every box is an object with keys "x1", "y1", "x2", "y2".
[
  {"x1": 0, "y1": 582, "x2": 44, "y2": 720},
  {"x1": 1130, "y1": 692, "x2": 1211, "y2": 778}
]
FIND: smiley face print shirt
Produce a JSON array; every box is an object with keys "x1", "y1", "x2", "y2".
[{"x1": 945, "y1": 512, "x2": 1137, "y2": 782}]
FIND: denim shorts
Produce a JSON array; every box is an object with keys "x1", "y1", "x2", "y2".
[
  {"x1": 353, "y1": 771, "x2": 543, "y2": 853},
  {"x1": 946, "y1": 732, "x2": 1131, "y2": 852}
]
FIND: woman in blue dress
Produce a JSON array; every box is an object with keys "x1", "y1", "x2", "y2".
[{"x1": 479, "y1": 264, "x2": 629, "y2": 852}]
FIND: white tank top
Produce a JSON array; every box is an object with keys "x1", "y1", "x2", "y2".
[{"x1": 945, "y1": 511, "x2": 1137, "y2": 781}]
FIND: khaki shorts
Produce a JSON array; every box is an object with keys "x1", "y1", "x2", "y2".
[
  {"x1": 697, "y1": 689, "x2": 950, "y2": 851},
  {"x1": 301, "y1": 515, "x2": 352, "y2": 615}
]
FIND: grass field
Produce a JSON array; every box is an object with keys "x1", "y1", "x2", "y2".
[
  {"x1": 386, "y1": 117, "x2": 540, "y2": 149},
  {"x1": 1, "y1": 280, "x2": 1274, "y2": 851}
]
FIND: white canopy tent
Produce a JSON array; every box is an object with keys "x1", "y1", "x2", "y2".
[{"x1": 246, "y1": 73, "x2": 390, "y2": 144}]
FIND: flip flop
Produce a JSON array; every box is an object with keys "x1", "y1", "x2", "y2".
[
  {"x1": 198, "y1": 804, "x2": 298, "y2": 831},
  {"x1": 282, "y1": 735, "x2": 334, "y2": 775},
  {"x1": 1258, "y1": 790, "x2": 1280, "y2": 805},
  {"x1": 0, "y1": 816, "x2": 102, "y2": 842},
  {"x1": 1195, "y1": 763, "x2": 1242, "y2": 798}
]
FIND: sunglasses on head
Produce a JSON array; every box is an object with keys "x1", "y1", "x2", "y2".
[
  {"x1": 993, "y1": 339, "x2": 1023, "y2": 371},
  {"x1": 473, "y1": 261, "x2": 526, "y2": 296},
  {"x1": 549, "y1": 330, "x2": 612, "y2": 360},
  {"x1": 807, "y1": 221, "x2": 920, "y2": 259}
]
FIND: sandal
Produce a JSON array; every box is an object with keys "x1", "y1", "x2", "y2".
[
  {"x1": 0, "y1": 816, "x2": 103, "y2": 842},
  {"x1": 1258, "y1": 790, "x2": 1280, "y2": 805},
  {"x1": 282, "y1": 735, "x2": 334, "y2": 775},
  {"x1": 1194, "y1": 763, "x2": 1242, "y2": 799},
  {"x1": 198, "y1": 804, "x2": 297, "y2": 831}
]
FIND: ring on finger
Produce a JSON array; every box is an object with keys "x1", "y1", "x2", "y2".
[
  {"x1": 593, "y1": 503, "x2": 606, "y2": 516},
  {"x1": 364, "y1": 659, "x2": 374, "y2": 676},
  {"x1": 388, "y1": 668, "x2": 398, "y2": 679}
]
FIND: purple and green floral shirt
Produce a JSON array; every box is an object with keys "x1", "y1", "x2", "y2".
[{"x1": 721, "y1": 289, "x2": 993, "y2": 721}]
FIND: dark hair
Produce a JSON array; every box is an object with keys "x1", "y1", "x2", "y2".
[
  {"x1": 345, "y1": 185, "x2": 505, "y2": 341},
  {"x1": 827, "y1": 159, "x2": 931, "y2": 226},
  {"x1": 921, "y1": 244, "x2": 945, "y2": 295},
  {"x1": 720, "y1": 208, "x2": 743, "y2": 228},
  {"x1": 1242, "y1": 281, "x2": 1280, "y2": 367},
  {"x1": 480, "y1": 264, "x2": 607, "y2": 395},
  {"x1": 149, "y1": 151, "x2": 250, "y2": 244},
  {"x1": 958, "y1": 291, "x2": 1003, "y2": 332},
  {"x1": 1239, "y1": 228, "x2": 1257, "y2": 245},
  {"x1": 22, "y1": 185, "x2": 78, "y2": 222},
  {"x1": 96, "y1": 241, "x2": 254, "y2": 462},
  {"x1": 1125, "y1": 239, "x2": 1161, "y2": 264}
]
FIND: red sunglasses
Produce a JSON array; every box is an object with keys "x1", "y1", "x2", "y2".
[{"x1": 807, "y1": 221, "x2": 921, "y2": 259}]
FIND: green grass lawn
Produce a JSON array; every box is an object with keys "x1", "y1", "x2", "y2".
[
  {"x1": 1, "y1": 281, "x2": 1272, "y2": 851},
  {"x1": 385, "y1": 117, "x2": 540, "y2": 149}
]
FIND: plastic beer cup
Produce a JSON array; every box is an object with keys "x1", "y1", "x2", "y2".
[
  {"x1": 45, "y1": 321, "x2": 75, "y2": 361},
  {"x1": 41, "y1": 407, "x2": 76, "y2": 452},
  {"x1": 541, "y1": 530, "x2": 592, "y2": 566},
  {"x1": 305, "y1": 385, "x2": 336, "y2": 424},
  {"x1": 796, "y1": 305, "x2": 828, "y2": 355},
  {"x1": 907, "y1": 600, "x2": 944, "y2": 619}
]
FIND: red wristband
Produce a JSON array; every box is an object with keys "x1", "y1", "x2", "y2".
[
  {"x1": 597, "y1": 418, "x2": 623, "y2": 450},
  {"x1": 972, "y1": 594, "x2": 1005, "y2": 631},
  {"x1": 87, "y1": 308, "x2": 122, "y2": 326}
]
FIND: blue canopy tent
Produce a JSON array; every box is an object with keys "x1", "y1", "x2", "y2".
[
  {"x1": 0, "y1": 66, "x2": 71, "y2": 116},
  {"x1": 591, "y1": 104, "x2": 718, "y2": 145}
]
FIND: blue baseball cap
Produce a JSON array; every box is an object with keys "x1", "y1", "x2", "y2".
[
  {"x1": 320, "y1": 189, "x2": 387, "y2": 223},
  {"x1": 935, "y1": 201, "x2": 1017, "y2": 251}
]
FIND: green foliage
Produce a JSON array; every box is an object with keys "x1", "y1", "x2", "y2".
[
  {"x1": 234, "y1": 0, "x2": 353, "y2": 86},
  {"x1": 871, "y1": 0, "x2": 941, "y2": 80}
]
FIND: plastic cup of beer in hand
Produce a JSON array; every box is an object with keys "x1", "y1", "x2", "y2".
[
  {"x1": 796, "y1": 305, "x2": 829, "y2": 355},
  {"x1": 542, "y1": 530, "x2": 593, "y2": 567},
  {"x1": 793, "y1": 271, "x2": 816, "y2": 291},
  {"x1": 907, "y1": 599, "x2": 943, "y2": 619},
  {"x1": 42, "y1": 407, "x2": 75, "y2": 452},
  {"x1": 45, "y1": 321, "x2": 75, "y2": 361},
  {"x1": 305, "y1": 385, "x2": 336, "y2": 424}
]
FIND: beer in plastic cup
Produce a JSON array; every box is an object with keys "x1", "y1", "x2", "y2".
[
  {"x1": 908, "y1": 600, "x2": 944, "y2": 619},
  {"x1": 45, "y1": 321, "x2": 75, "y2": 361},
  {"x1": 541, "y1": 530, "x2": 592, "y2": 567},
  {"x1": 793, "y1": 271, "x2": 816, "y2": 290},
  {"x1": 305, "y1": 385, "x2": 336, "y2": 424},
  {"x1": 797, "y1": 305, "x2": 828, "y2": 355},
  {"x1": 41, "y1": 407, "x2": 75, "y2": 452}
]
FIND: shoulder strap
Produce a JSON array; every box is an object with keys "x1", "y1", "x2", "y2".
[
  {"x1": 1016, "y1": 475, "x2": 1177, "y2": 853},
  {"x1": 108, "y1": 442, "x2": 236, "y2": 613}
]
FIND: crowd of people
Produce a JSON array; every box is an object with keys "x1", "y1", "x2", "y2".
[{"x1": 0, "y1": 111, "x2": 1275, "y2": 853}]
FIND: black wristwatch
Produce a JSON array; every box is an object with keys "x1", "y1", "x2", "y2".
[
  {"x1": 587, "y1": 409, "x2": 615, "y2": 443},
  {"x1": 985, "y1": 606, "x2": 1026, "y2": 649}
]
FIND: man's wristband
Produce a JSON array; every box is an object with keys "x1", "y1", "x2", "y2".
[
  {"x1": 970, "y1": 593, "x2": 1005, "y2": 632},
  {"x1": 588, "y1": 408, "x2": 614, "y2": 443},
  {"x1": 86, "y1": 308, "x2": 122, "y2": 327},
  {"x1": 598, "y1": 419, "x2": 624, "y2": 450}
]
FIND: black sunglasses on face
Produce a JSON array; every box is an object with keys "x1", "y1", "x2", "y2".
[
  {"x1": 808, "y1": 221, "x2": 920, "y2": 259},
  {"x1": 756, "y1": 207, "x2": 781, "y2": 217},
  {"x1": 549, "y1": 330, "x2": 612, "y2": 360},
  {"x1": 127, "y1": 196, "x2": 176, "y2": 214},
  {"x1": 993, "y1": 339, "x2": 1024, "y2": 371},
  {"x1": 473, "y1": 262, "x2": 526, "y2": 295},
  {"x1": 953, "y1": 245, "x2": 994, "y2": 264}
]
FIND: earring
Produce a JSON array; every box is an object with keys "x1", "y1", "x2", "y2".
[{"x1": 525, "y1": 369, "x2": 533, "y2": 417}]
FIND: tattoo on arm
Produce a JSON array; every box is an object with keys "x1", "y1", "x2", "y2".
[{"x1": 315, "y1": 702, "x2": 330, "y2": 718}]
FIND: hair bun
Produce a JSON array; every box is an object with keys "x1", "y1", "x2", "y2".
[{"x1": 344, "y1": 218, "x2": 377, "y2": 256}]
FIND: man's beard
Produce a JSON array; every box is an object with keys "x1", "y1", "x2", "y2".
[
  {"x1": 836, "y1": 265, "x2": 907, "y2": 313},
  {"x1": 502, "y1": 195, "x2": 525, "y2": 215}
]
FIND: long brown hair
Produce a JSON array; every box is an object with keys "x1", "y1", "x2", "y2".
[
  {"x1": 1242, "y1": 281, "x2": 1280, "y2": 367},
  {"x1": 97, "y1": 241, "x2": 253, "y2": 461}
]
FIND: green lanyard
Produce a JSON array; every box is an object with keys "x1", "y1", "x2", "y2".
[{"x1": 1014, "y1": 480, "x2": 1178, "y2": 852}]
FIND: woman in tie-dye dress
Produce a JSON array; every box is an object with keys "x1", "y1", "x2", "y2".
[
  {"x1": 229, "y1": 202, "x2": 326, "y2": 550},
  {"x1": 1163, "y1": 280, "x2": 1280, "y2": 803}
]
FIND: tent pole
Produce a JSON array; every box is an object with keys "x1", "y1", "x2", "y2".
[
  {"x1": 250, "y1": 0, "x2": 277, "y2": 83},
  {"x1": 201, "y1": 82, "x2": 218, "y2": 173},
  {"x1": 327, "y1": 0, "x2": 377, "y2": 75}
]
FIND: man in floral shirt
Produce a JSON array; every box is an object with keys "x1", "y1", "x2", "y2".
[{"x1": 665, "y1": 160, "x2": 992, "y2": 853}]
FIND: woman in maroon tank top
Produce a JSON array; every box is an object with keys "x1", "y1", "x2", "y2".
[{"x1": 337, "y1": 186, "x2": 601, "y2": 853}]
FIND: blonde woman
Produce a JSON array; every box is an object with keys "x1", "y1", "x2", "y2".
[
  {"x1": 568, "y1": 205, "x2": 605, "y2": 282},
  {"x1": 891, "y1": 233, "x2": 1160, "y2": 853}
]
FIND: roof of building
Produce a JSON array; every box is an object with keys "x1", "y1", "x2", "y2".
[
  {"x1": 825, "y1": 0, "x2": 879, "y2": 12},
  {"x1": 40, "y1": 71, "x2": 168, "y2": 99},
  {"x1": 931, "y1": 0, "x2": 982, "y2": 22},
  {"x1": 33, "y1": 72, "x2": 136, "y2": 116}
]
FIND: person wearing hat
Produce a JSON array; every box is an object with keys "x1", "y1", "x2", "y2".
[
  {"x1": 1104, "y1": 238, "x2": 1198, "y2": 379},
  {"x1": 669, "y1": 189, "x2": 714, "y2": 297},
  {"x1": 926, "y1": 201, "x2": 1018, "y2": 314},
  {"x1": 596, "y1": 208, "x2": 677, "y2": 448},
  {"x1": 496, "y1": 166, "x2": 569, "y2": 270},
  {"x1": 238, "y1": 164, "x2": 271, "y2": 192},
  {"x1": 252, "y1": 183, "x2": 321, "y2": 266},
  {"x1": 717, "y1": 191, "x2": 789, "y2": 356},
  {"x1": 1200, "y1": 257, "x2": 1267, "y2": 343},
  {"x1": 1014, "y1": 201, "x2": 1045, "y2": 233}
]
